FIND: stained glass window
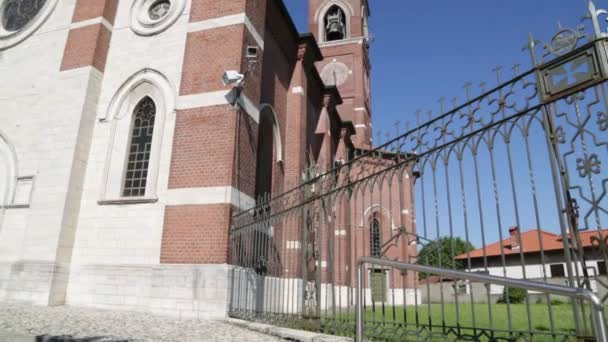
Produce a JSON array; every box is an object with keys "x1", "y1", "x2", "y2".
[
  {"x1": 149, "y1": 0, "x2": 170, "y2": 21},
  {"x1": 2, "y1": 0, "x2": 46, "y2": 32},
  {"x1": 123, "y1": 97, "x2": 156, "y2": 198}
]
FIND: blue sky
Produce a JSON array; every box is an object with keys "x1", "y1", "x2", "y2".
[
  {"x1": 281, "y1": 1, "x2": 608, "y2": 247},
  {"x1": 283, "y1": 0, "x2": 587, "y2": 135}
]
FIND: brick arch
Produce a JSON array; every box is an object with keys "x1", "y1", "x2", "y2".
[
  {"x1": 255, "y1": 104, "x2": 283, "y2": 200},
  {"x1": 258, "y1": 104, "x2": 283, "y2": 164}
]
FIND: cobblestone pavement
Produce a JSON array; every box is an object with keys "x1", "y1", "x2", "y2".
[{"x1": 0, "y1": 304, "x2": 284, "y2": 342}]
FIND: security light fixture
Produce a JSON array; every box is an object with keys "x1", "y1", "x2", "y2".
[{"x1": 222, "y1": 70, "x2": 245, "y2": 87}]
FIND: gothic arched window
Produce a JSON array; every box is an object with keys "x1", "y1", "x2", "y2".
[
  {"x1": 122, "y1": 96, "x2": 156, "y2": 197},
  {"x1": 324, "y1": 5, "x2": 346, "y2": 42},
  {"x1": 370, "y1": 217, "x2": 381, "y2": 257}
]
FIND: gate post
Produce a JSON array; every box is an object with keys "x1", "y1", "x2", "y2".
[{"x1": 356, "y1": 260, "x2": 364, "y2": 342}]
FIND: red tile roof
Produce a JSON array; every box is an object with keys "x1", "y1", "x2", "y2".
[{"x1": 455, "y1": 228, "x2": 608, "y2": 260}]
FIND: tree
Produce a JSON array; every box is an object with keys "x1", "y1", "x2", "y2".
[{"x1": 417, "y1": 237, "x2": 475, "y2": 279}]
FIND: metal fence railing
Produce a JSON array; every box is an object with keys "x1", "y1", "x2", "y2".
[
  {"x1": 229, "y1": 2, "x2": 608, "y2": 341},
  {"x1": 356, "y1": 257, "x2": 608, "y2": 342}
]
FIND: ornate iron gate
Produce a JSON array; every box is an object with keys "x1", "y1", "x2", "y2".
[{"x1": 229, "y1": 2, "x2": 608, "y2": 341}]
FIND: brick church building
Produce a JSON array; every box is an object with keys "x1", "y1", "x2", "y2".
[{"x1": 0, "y1": 0, "x2": 417, "y2": 318}]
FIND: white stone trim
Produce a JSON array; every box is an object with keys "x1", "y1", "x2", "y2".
[
  {"x1": 286, "y1": 241, "x2": 301, "y2": 250},
  {"x1": 177, "y1": 90, "x2": 260, "y2": 123},
  {"x1": 315, "y1": 260, "x2": 327, "y2": 268},
  {"x1": 130, "y1": 0, "x2": 187, "y2": 36},
  {"x1": 291, "y1": 86, "x2": 304, "y2": 95},
  {"x1": 354, "y1": 107, "x2": 367, "y2": 112},
  {"x1": 243, "y1": 16, "x2": 264, "y2": 50},
  {"x1": 0, "y1": 0, "x2": 59, "y2": 50},
  {"x1": 360, "y1": 204, "x2": 398, "y2": 231},
  {"x1": 318, "y1": 37, "x2": 365, "y2": 48},
  {"x1": 315, "y1": 0, "x2": 353, "y2": 44},
  {"x1": 12, "y1": 175, "x2": 34, "y2": 207},
  {"x1": 188, "y1": 13, "x2": 264, "y2": 50},
  {"x1": 165, "y1": 186, "x2": 255, "y2": 210},
  {"x1": 355, "y1": 124, "x2": 367, "y2": 128},
  {"x1": 0, "y1": 130, "x2": 18, "y2": 208},
  {"x1": 335, "y1": 230, "x2": 347, "y2": 236},
  {"x1": 258, "y1": 104, "x2": 282, "y2": 164},
  {"x1": 70, "y1": 17, "x2": 114, "y2": 31},
  {"x1": 99, "y1": 69, "x2": 176, "y2": 203},
  {"x1": 177, "y1": 90, "x2": 233, "y2": 110}
]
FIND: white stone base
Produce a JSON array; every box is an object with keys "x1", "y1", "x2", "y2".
[
  {"x1": 230, "y1": 269, "x2": 304, "y2": 315},
  {"x1": 0, "y1": 261, "x2": 69, "y2": 305},
  {"x1": 230, "y1": 268, "x2": 422, "y2": 316},
  {"x1": 65, "y1": 263, "x2": 233, "y2": 319}
]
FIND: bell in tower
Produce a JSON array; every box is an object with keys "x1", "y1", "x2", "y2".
[{"x1": 324, "y1": 6, "x2": 346, "y2": 41}]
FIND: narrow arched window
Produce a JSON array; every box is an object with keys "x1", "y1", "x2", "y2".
[
  {"x1": 123, "y1": 96, "x2": 156, "y2": 197},
  {"x1": 324, "y1": 5, "x2": 346, "y2": 42},
  {"x1": 370, "y1": 217, "x2": 381, "y2": 257},
  {"x1": 255, "y1": 110, "x2": 274, "y2": 202}
]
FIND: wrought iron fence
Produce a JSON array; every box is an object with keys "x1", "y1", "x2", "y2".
[
  {"x1": 356, "y1": 257, "x2": 608, "y2": 342},
  {"x1": 229, "y1": 2, "x2": 608, "y2": 341}
]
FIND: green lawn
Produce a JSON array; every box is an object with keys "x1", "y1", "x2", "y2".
[
  {"x1": 321, "y1": 303, "x2": 593, "y2": 341},
  {"x1": 361, "y1": 303, "x2": 579, "y2": 333}
]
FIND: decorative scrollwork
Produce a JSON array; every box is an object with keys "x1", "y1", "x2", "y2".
[
  {"x1": 576, "y1": 154, "x2": 602, "y2": 178},
  {"x1": 598, "y1": 111, "x2": 608, "y2": 131},
  {"x1": 549, "y1": 27, "x2": 585, "y2": 57},
  {"x1": 555, "y1": 126, "x2": 567, "y2": 144}
]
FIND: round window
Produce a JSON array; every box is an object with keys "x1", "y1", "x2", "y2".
[
  {"x1": 131, "y1": 0, "x2": 184, "y2": 36},
  {"x1": 2, "y1": 0, "x2": 47, "y2": 32},
  {"x1": 148, "y1": 0, "x2": 170, "y2": 21}
]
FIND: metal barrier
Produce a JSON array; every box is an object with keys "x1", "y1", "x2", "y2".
[
  {"x1": 230, "y1": 2, "x2": 608, "y2": 340},
  {"x1": 356, "y1": 257, "x2": 608, "y2": 342}
]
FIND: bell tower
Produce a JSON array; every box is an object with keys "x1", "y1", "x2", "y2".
[{"x1": 309, "y1": 0, "x2": 372, "y2": 149}]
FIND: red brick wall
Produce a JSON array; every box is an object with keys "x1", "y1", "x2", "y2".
[
  {"x1": 162, "y1": 1, "x2": 271, "y2": 265},
  {"x1": 60, "y1": 0, "x2": 117, "y2": 72},
  {"x1": 179, "y1": 26, "x2": 246, "y2": 96},
  {"x1": 260, "y1": 3, "x2": 300, "y2": 195},
  {"x1": 190, "y1": 0, "x2": 246, "y2": 22},
  {"x1": 60, "y1": 24, "x2": 111, "y2": 72},
  {"x1": 160, "y1": 205, "x2": 234, "y2": 264},
  {"x1": 71, "y1": 0, "x2": 118, "y2": 24}
]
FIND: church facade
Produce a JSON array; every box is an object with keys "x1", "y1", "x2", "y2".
[{"x1": 0, "y1": 0, "x2": 416, "y2": 318}]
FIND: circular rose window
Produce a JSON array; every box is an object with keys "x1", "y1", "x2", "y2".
[
  {"x1": 131, "y1": 0, "x2": 184, "y2": 36},
  {"x1": 2, "y1": 0, "x2": 46, "y2": 31},
  {"x1": 0, "y1": 0, "x2": 56, "y2": 50},
  {"x1": 148, "y1": 0, "x2": 170, "y2": 21}
]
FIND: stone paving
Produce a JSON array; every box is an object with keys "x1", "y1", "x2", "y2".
[{"x1": 0, "y1": 304, "x2": 284, "y2": 342}]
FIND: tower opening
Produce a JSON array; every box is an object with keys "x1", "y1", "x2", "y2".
[{"x1": 324, "y1": 5, "x2": 346, "y2": 42}]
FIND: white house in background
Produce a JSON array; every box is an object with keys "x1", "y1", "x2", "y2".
[{"x1": 455, "y1": 227, "x2": 608, "y2": 296}]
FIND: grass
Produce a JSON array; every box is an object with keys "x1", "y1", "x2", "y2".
[
  {"x1": 238, "y1": 303, "x2": 593, "y2": 341},
  {"x1": 359, "y1": 303, "x2": 580, "y2": 334},
  {"x1": 318, "y1": 303, "x2": 591, "y2": 341}
]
